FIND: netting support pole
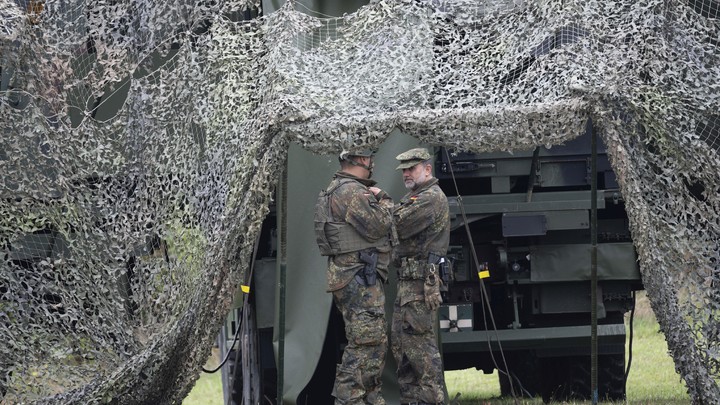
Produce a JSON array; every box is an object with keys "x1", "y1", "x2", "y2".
[
  {"x1": 589, "y1": 117, "x2": 599, "y2": 404},
  {"x1": 277, "y1": 163, "x2": 288, "y2": 404}
]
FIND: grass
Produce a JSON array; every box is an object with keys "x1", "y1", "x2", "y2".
[
  {"x1": 184, "y1": 292, "x2": 690, "y2": 404},
  {"x1": 444, "y1": 293, "x2": 690, "y2": 404},
  {"x1": 183, "y1": 352, "x2": 224, "y2": 405},
  {"x1": 444, "y1": 314, "x2": 689, "y2": 404}
]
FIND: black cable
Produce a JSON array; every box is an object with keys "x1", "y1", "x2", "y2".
[
  {"x1": 442, "y1": 148, "x2": 519, "y2": 404},
  {"x1": 202, "y1": 314, "x2": 244, "y2": 374},
  {"x1": 202, "y1": 231, "x2": 263, "y2": 374},
  {"x1": 624, "y1": 290, "x2": 636, "y2": 388}
]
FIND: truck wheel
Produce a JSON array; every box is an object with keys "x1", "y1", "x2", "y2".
[
  {"x1": 540, "y1": 352, "x2": 625, "y2": 402},
  {"x1": 598, "y1": 353, "x2": 626, "y2": 401},
  {"x1": 498, "y1": 351, "x2": 542, "y2": 398}
]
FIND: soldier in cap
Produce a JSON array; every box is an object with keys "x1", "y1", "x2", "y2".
[
  {"x1": 391, "y1": 147, "x2": 450, "y2": 405},
  {"x1": 314, "y1": 149, "x2": 394, "y2": 404}
]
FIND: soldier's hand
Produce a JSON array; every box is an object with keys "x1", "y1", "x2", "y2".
[
  {"x1": 368, "y1": 186, "x2": 389, "y2": 200},
  {"x1": 424, "y1": 268, "x2": 443, "y2": 311}
]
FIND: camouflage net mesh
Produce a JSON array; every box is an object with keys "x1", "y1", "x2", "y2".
[{"x1": 1, "y1": 0, "x2": 719, "y2": 403}]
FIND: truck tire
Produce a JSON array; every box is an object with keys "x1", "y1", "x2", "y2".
[
  {"x1": 498, "y1": 351, "x2": 542, "y2": 398},
  {"x1": 541, "y1": 352, "x2": 626, "y2": 402}
]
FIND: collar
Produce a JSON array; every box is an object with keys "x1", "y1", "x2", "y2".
[
  {"x1": 402, "y1": 177, "x2": 438, "y2": 201},
  {"x1": 411, "y1": 177, "x2": 438, "y2": 193},
  {"x1": 334, "y1": 170, "x2": 377, "y2": 187}
]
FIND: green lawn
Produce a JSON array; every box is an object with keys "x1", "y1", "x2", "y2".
[
  {"x1": 184, "y1": 293, "x2": 690, "y2": 404},
  {"x1": 443, "y1": 320, "x2": 688, "y2": 404},
  {"x1": 184, "y1": 351, "x2": 224, "y2": 405},
  {"x1": 443, "y1": 317, "x2": 689, "y2": 404}
]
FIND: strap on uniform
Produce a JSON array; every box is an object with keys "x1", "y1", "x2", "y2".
[
  {"x1": 343, "y1": 156, "x2": 373, "y2": 173},
  {"x1": 325, "y1": 178, "x2": 356, "y2": 222}
]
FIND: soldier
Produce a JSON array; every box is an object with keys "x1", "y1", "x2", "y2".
[
  {"x1": 391, "y1": 147, "x2": 450, "y2": 405},
  {"x1": 314, "y1": 149, "x2": 394, "y2": 405}
]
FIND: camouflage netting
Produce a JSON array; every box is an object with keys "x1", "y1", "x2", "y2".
[{"x1": 1, "y1": 0, "x2": 719, "y2": 403}]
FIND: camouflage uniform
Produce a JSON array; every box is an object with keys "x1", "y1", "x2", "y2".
[
  {"x1": 321, "y1": 170, "x2": 393, "y2": 405},
  {"x1": 391, "y1": 149, "x2": 450, "y2": 405}
]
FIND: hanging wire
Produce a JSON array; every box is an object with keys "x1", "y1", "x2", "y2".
[
  {"x1": 202, "y1": 230, "x2": 263, "y2": 374},
  {"x1": 624, "y1": 290, "x2": 636, "y2": 392},
  {"x1": 442, "y1": 147, "x2": 519, "y2": 404}
]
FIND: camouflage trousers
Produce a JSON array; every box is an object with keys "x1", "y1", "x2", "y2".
[
  {"x1": 392, "y1": 278, "x2": 446, "y2": 404},
  {"x1": 331, "y1": 277, "x2": 388, "y2": 405}
]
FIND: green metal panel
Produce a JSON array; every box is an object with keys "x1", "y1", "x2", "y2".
[
  {"x1": 529, "y1": 242, "x2": 640, "y2": 282},
  {"x1": 441, "y1": 324, "x2": 627, "y2": 353},
  {"x1": 255, "y1": 258, "x2": 278, "y2": 329},
  {"x1": 278, "y1": 142, "x2": 336, "y2": 404},
  {"x1": 448, "y1": 190, "x2": 607, "y2": 217},
  {"x1": 500, "y1": 210, "x2": 590, "y2": 236}
]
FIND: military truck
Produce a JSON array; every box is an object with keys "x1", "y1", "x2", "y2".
[
  {"x1": 435, "y1": 125, "x2": 639, "y2": 401},
  {"x1": 217, "y1": 119, "x2": 641, "y2": 403}
]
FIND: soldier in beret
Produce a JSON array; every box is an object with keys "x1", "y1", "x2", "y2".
[
  {"x1": 391, "y1": 147, "x2": 450, "y2": 405},
  {"x1": 314, "y1": 149, "x2": 394, "y2": 404}
]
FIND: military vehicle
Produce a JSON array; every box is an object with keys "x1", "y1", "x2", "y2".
[
  {"x1": 218, "y1": 121, "x2": 642, "y2": 404},
  {"x1": 435, "y1": 124, "x2": 639, "y2": 401}
]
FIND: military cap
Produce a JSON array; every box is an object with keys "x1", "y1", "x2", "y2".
[{"x1": 395, "y1": 147, "x2": 432, "y2": 170}]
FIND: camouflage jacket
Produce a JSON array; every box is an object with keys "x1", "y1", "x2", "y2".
[
  {"x1": 325, "y1": 171, "x2": 393, "y2": 291},
  {"x1": 393, "y1": 177, "x2": 450, "y2": 262}
]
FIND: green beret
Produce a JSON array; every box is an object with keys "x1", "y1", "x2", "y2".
[{"x1": 395, "y1": 147, "x2": 432, "y2": 170}]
